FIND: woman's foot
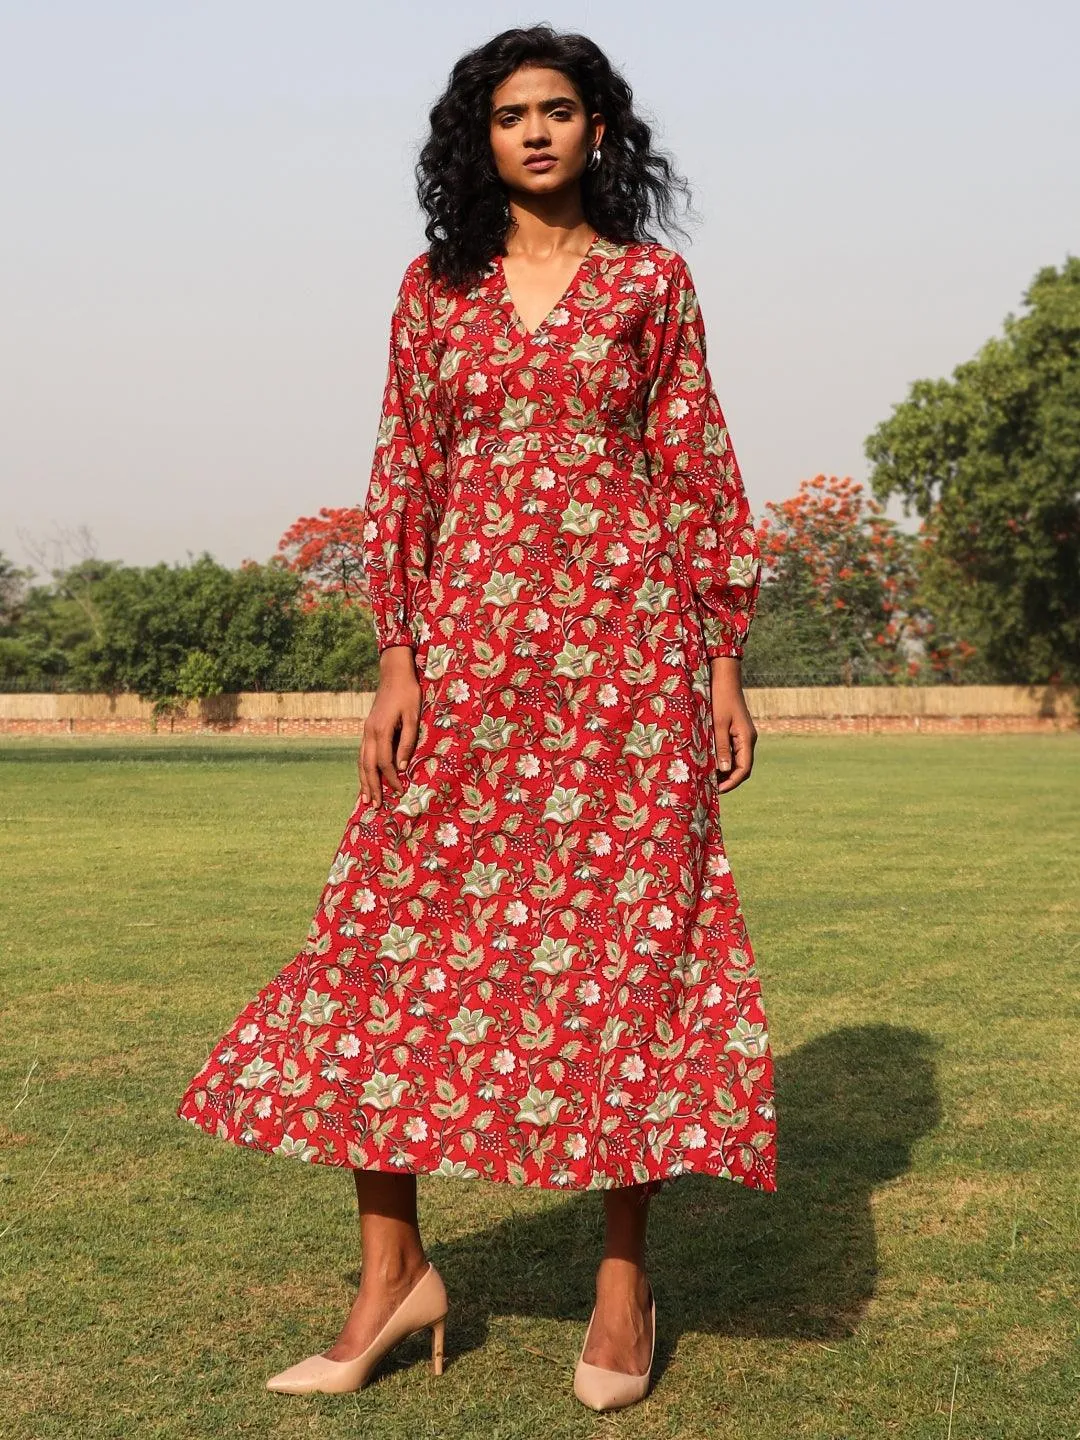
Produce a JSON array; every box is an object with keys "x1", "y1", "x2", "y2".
[
  {"x1": 581, "y1": 1256, "x2": 653, "y2": 1374},
  {"x1": 322, "y1": 1253, "x2": 431, "y2": 1362}
]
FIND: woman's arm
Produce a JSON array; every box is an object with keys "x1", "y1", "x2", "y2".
[
  {"x1": 640, "y1": 252, "x2": 761, "y2": 792},
  {"x1": 359, "y1": 256, "x2": 447, "y2": 807}
]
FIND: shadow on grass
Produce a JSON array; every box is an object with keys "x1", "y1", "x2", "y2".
[{"x1": 368, "y1": 1024, "x2": 940, "y2": 1375}]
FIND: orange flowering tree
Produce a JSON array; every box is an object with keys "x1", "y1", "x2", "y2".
[
  {"x1": 277, "y1": 506, "x2": 371, "y2": 612},
  {"x1": 748, "y1": 474, "x2": 933, "y2": 685}
]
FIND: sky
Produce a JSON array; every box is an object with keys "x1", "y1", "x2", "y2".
[{"x1": 1, "y1": 0, "x2": 1077, "y2": 579}]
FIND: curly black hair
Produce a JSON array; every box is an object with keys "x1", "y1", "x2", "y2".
[{"x1": 416, "y1": 25, "x2": 693, "y2": 289}]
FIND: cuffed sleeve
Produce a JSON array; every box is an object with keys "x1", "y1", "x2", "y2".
[{"x1": 641, "y1": 254, "x2": 761, "y2": 660}]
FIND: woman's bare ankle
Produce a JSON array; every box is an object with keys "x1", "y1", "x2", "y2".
[{"x1": 361, "y1": 1248, "x2": 428, "y2": 1288}]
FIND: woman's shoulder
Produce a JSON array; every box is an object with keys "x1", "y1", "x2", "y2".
[
  {"x1": 389, "y1": 251, "x2": 445, "y2": 320},
  {"x1": 397, "y1": 248, "x2": 483, "y2": 302},
  {"x1": 598, "y1": 236, "x2": 693, "y2": 284},
  {"x1": 398, "y1": 250, "x2": 435, "y2": 290}
]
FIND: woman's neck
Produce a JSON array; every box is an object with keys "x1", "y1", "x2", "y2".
[{"x1": 504, "y1": 193, "x2": 592, "y2": 256}]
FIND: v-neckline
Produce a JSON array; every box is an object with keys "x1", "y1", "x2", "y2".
[{"x1": 498, "y1": 232, "x2": 599, "y2": 339}]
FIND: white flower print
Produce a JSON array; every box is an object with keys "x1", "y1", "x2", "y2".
[{"x1": 176, "y1": 240, "x2": 774, "y2": 1197}]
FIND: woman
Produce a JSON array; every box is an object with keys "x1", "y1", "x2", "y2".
[{"x1": 177, "y1": 24, "x2": 775, "y2": 1413}]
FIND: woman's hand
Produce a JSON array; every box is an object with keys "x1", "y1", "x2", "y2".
[
  {"x1": 709, "y1": 656, "x2": 758, "y2": 794},
  {"x1": 359, "y1": 645, "x2": 422, "y2": 807}
]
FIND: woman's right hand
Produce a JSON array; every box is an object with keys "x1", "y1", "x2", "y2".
[{"x1": 359, "y1": 645, "x2": 422, "y2": 807}]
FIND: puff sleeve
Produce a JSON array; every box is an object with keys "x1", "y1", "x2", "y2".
[
  {"x1": 641, "y1": 253, "x2": 761, "y2": 661},
  {"x1": 360, "y1": 255, "x2": 448, "y2": 652}
]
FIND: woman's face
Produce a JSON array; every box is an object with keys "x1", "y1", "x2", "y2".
[{"x1": 488, "y1": 65, "x2": 604, "y2": 198}]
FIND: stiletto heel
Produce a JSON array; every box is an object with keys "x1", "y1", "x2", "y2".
[
  {"x1": 573, "y1": 1281, "x2": 656, "y2": 1412},
  {"x1": 266, "y1": 1261, "x2": 450, "y2": 1395}
]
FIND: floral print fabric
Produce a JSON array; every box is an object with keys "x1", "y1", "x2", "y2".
[{"x1": 177, "y1": 236, "x2": 776, "y2": 1192}]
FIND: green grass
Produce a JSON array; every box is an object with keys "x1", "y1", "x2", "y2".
[{"x1": 0, "y1": 734, "x2": 1077, "y2": 1439}]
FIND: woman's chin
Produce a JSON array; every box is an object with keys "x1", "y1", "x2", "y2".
[{"x1": 509, "y1": 170, "x2": 580, "y2": 198}]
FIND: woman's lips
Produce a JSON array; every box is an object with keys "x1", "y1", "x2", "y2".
[{"x1": 524, "y1": 156, "x2": 557, "y2": 170}]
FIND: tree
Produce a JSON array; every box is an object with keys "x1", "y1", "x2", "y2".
[
  {"x1": 0, "y1": 546, "x2": 382, "y2": 696},
  {"x1": 84, "y1": 554, "x2": 305, "y2": 699},
  {"x1": 277, "y1": 506, "x2": 371, "y2": 608},
  {"x1": 743, "y1": 474, "x2": 926, "y2": 686},
  {"x1": 0, "y1": 551, "x2": 34, "y2": 632},
  {"x1": 865, "y1": 256, "x2": 1080, "y2": 684},
  {"x1": 16, "y1": 524, "x2": 108, "y2": 643},
  {"x1": 275, "y1": 592, "x2": 380, "y2": 691}
]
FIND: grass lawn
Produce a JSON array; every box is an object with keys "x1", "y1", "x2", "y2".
[{"x1": 0, "y1": 734, "x2": 1077, "y2": 1440}]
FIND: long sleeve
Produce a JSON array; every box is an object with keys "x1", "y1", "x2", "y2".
[
  {"x1": 641, "y1": 254, "x2": 761, "y2": 661},
  {"x1": 361, "y1": 255, "x2": 448, "y2": 652}
]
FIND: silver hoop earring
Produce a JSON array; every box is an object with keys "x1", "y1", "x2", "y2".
[{"x1": 587, "y1": 147, "x2": 602, "y2": 171}]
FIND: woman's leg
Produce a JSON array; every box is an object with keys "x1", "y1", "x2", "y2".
[
  {"x1": 323, "y1": 1170, "x2": 430, "y2": 1361},
  {"x1": 581, "y1": 1183, "x2": 654, "y2": 1373}
]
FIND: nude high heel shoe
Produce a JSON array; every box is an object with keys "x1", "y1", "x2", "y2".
[
  {"x1": 265, "y1": 1261, "x2": 449, "y2": 1395},
  {"x1": 573, "y1": 1281, "x2": 656, "y2": 1411}
]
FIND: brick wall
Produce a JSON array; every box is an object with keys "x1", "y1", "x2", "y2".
[{"x1": 1, "y1": 687, "x2": 1075, "y2": 737}]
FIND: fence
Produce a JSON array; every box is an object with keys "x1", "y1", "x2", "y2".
[{"x1": 0, "y1": 686, "x2": 1075, "y2": 736}]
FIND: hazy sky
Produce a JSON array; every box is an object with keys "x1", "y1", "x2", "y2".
[{"x1": 2, "y1": 0, "x2": 1077, "y2": 578}]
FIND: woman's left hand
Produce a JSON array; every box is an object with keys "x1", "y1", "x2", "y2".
[{"x1": 709, "y1": 657, "x2": 758, "y2": 794}]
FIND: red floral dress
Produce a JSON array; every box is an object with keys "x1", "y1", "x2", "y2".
[{"x1": 177, "y1": 235, "x2": 777, "y2": 1192}]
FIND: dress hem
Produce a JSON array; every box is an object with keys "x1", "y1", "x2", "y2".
[{"x1": 175, "y1": 1100, "x2": 777, "y2": 1195}]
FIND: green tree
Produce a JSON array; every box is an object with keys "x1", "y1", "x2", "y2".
[
  {"x1": 865, "y1": 256, "x2": 1080, "y2": 684},
  {"x1": 276, "y1": 592, "x2": 380, "y2": 691},
  {"x1": 0, "y1": 548, "x2": 385, "y2": 696},
  {"x1": 82, "y1": 554, "x2": 304, "y2": 700},
  {"x1": 0, "y1": 551, "x2": 33, "y2": 631},
  {"x1": 0, "y1": 556, "x2": 119, "y2": 691}
]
